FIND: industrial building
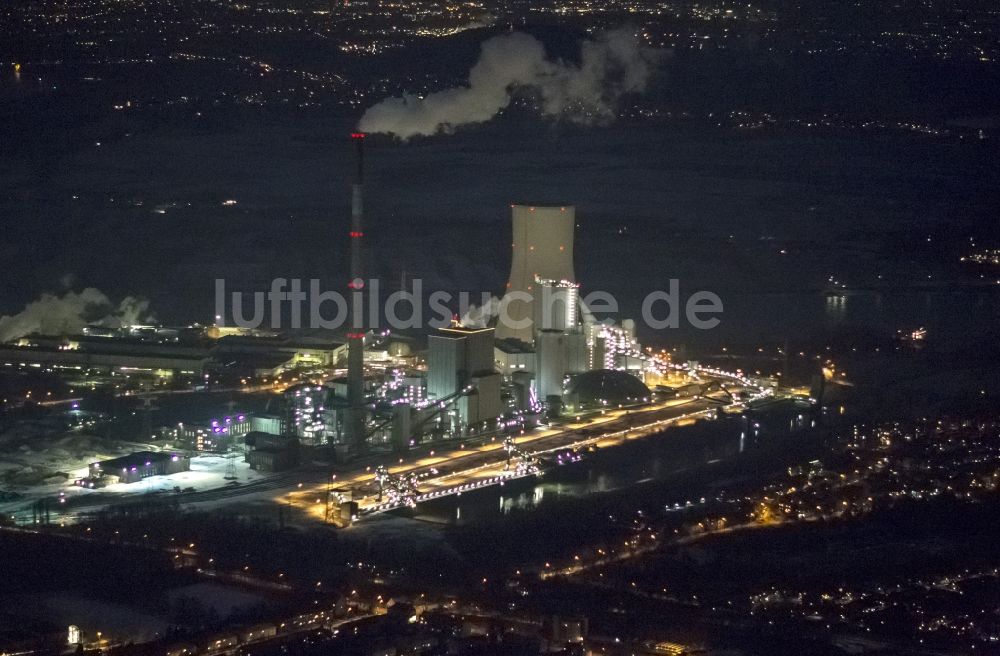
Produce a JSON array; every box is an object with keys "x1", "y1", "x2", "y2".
[
  {"x1": 78, "y1": 451, "x2": 190, "y2": 487},
  {"x1": 428, "y1": 326, "x2": 495, "y2": 398},
  {"x1": 566, "y1": 370, "x2": 651, "y2": 409},
  {"x1": 0, "y1": 335, "x2": 209, "y2": 378},
  {"x1": 461, "y1": 371, "x2": 503, "y2": 427},
  {"x1": 494, "y1": 338, "x2": 534, "y2": 374},
  {"x1": 244, "y1": 432, "x2": 300, "y2": 472},
  {"x1": 585, "y1": 319, "x2": 644, "y2": 372},
  {"x1": 505, "y1": 370, "x2": 537, "y2": 414},
  {"x1": 285, "y1": 383, "x2": 347, "y2": 446},
  {"x1": 0, "y1": 330, "x2": 346, "y2": 384},
  {"x1": 535, "y1": 329, "x2": 588, "y2": 401},
  {"x1": 427, "y1": 325, "x2": 502, "y2": 429},
  {"x1": 174, "y1": 413, "x2": 253, "y2": 452},
  {"x1": 213, "y1": 334, "x2": 345, "y2": 368},
  {"x1": 252, "y1": 414, "x2": 283, "y2": 435},
  {"x1": 534, "y1": 278, "x2": 580, "y2": 332}
]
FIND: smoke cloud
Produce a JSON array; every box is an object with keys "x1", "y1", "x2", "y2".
[
  {"x1": 0, "y1": 289, "x2": 154, "y2": 343},
  {"x1": 358, "y1": 28, "x2": 661, "y2": 139},
  {"x1": 460, "y1": 295, "x2": 502, "y2": 329}
]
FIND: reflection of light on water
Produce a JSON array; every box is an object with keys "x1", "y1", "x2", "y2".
[
  {"x1": 586, "y1": 471, "x2": 611, "y2": 493},
  {"x1": 439, "y1": 404, "x2": 812, "y2": 525},
  {"x1": 499, "y1": 485, "x2": 546, "y2": 514},
  {"x1": 825, "y1": 294, "x2": 846, "y2": 321}
]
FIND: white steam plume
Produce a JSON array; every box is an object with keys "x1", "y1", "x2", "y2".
[
  {"x1": 105, "y1": 296, "x2": 153, "y2": 329},
  {"x1": 358, "y1": 28, "x2": 661, "y2": 139},
  {"x1": 460, "y1": 295, "x2": 502, "y2": 329},
  {"x1": 0, "y1": 289, "x2": 155, "y2": 343}
]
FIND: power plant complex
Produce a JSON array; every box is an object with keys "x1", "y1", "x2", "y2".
[
  {"x1": 0, "y1": 135, "x2": 752, "y2": 478},
  {"x1": 238, "y1": 136, "x2": 665, "y2": 457},
  {"x1": 323, "y1": 151, "x2": 661, "y2": 452},
  {"x1": 0, "y1": 131, "x2": 771, "y2": 539}
]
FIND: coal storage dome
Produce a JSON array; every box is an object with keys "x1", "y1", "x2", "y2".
[{"x1": 569, "y1": 369, "x2": 650, "y2": 406}]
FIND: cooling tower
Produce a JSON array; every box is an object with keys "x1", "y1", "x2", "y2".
[{"x1": 495, "y1": 204, "x2": 576, "y2": 344}]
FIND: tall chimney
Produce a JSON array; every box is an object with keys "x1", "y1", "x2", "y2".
[{"x1": 346, "y1": 132, "x2": 367, "y2": 455}]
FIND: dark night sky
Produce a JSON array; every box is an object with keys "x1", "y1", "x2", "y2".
[{"x1": 1, "y1": 21, "x2": 998, "y2": 348}]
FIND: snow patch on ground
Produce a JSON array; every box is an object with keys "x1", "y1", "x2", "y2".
[
  {"x1": 99, "y1": 455, "x2": 264, "y2": 494},
  {"x1": 0, "y1": 453, "x2": 269, "y2": 515}
]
